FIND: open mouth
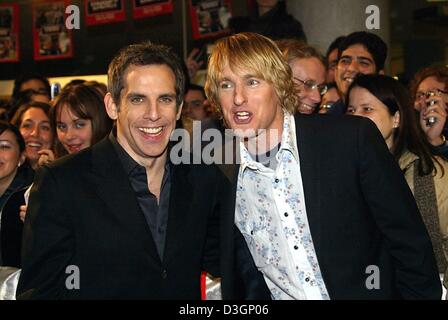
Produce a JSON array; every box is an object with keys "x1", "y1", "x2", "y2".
[
  {"x1": 138, "y1": 126, "x2": 164, "y2": 136},
  {"x1": 298, "y1": 103, "x2": 316, "y2": 114},
  {"x1": 233, "y1": 111, "x2": 253, "y2": 124},
  {"x1": 26, "y1": 142, "x2": 43, "y2": 150}
]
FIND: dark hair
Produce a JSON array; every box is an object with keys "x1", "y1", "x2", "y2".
[
  {"x1": 12, "y1": 73, "x2": 51, "y2": 100},
  {"x1": 326, "y1": 35, "x2": 346, "y2": 59},
  {"x1": 409, "y1": 65, "x2": 448, "y2": 101},
  {"x1": 107, "y1": 41, "x2": 185, "y2": 108},
  {"x1": 338, "y1": 32, "x2": 387, "y2": 72},
  {"x1": 186, "y1": 84, "x2": 206, "y2": 98},
  {"x1": 347, "y1": 74, "x2": 441, "y2": 176},
  {"x1": 10, "y1": 101, "x2": 52, "y2": 129},
  {"x1": 0, "y1": 120, "x2": 25, "y2": 153},
  {"x1": 52, "y1": 84, "x2": 113, "y2": 157}
]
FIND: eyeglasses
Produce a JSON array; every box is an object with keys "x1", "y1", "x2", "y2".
[
  {"x1": 293, "y1": 77, "x2": 328, "y2": 96},
  {"x1": 415, "y1": 89, "x2": 448, "y2": 100}
]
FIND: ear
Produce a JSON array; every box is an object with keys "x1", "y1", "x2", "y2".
[
  {"x1": 18, "y1": 152, "x2": 26, "y2": 167},
  {"x1": 176, "y1": 101, "x2": 183, "y2": 121},
  {"x1": 378, "y1": 69, "x2": 385, "y2": 75},
  {"x1": 393, "y1": 111, "x2": 400, "y2": 128},
  {"x1": 104, "y1": 93, "x2": 119, "y2": 120}
]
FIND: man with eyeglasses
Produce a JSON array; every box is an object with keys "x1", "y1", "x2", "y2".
[
  {"x1": 276, "y1": 39, "x2": 327, "y2": 114},
  {"x1": 327, "y1": 31, "x2": 387, "y2": 115}
]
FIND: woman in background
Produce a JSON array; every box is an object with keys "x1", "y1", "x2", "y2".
[
  {"x1": 10, "y1": 102, "x2": 54, "y2": 170},
  {"x1": 0, "y1": 121, "x2": 33, "y2": 268},
  {"x1": 51, "y1": 83, "x2": 112, "y2": 157},
  {"x1": 346, "y1": 74, "x2": 447, "y2": 298}
]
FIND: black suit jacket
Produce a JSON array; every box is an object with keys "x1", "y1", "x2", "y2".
[
  {"x1": 17, "y1": 138, "x2": 225, "y2": 299},
  {"x1": 220, "y1": 114, "x2": 442, "y2": 300}
]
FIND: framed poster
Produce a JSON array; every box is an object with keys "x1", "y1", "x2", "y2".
[
  {"x1": 85, "y1": 0, "x2": 126, "y2": 26},
  {"x1": 33, "y1": 0, "x2": 73, "y2": 60},
  {"x1": 0, "y1": 3, "x2": 20, "y2": 63},
  {"x1": 132, "y1": 0, "x2": 173, "y2": 19},
  {"x1": 189, "y1": 0, "x2": 232, "y2": 40}
]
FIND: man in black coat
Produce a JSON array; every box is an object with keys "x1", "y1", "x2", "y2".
[
  {"x1": 17, "y1": 41, "x2": 224, "y2": 299},
  {"x1": 205, "y1": 32, "x2": 442, "y2": 300}
]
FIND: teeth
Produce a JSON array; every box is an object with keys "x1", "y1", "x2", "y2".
[
  {"x1": 28, "y1": 143, "x2": 42, "y2": 147},
  {"x1": 138, "y1": 127, "x2": 163, "y2": 134},
  {"x1": 300, "y1": 103, "x2": 315, "y2": 111},
  {"x1": 345, "y1": 78, "x2": 354, "y2": 83},
  {"x1": 236, "y1": 111, "x2": 250, "y2": 120}
]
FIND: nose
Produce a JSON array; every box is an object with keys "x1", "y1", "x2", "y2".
[
  {"x1": 233, "y1": 85, "x2": 246, "y2": 106},
  {"x1": 143, "y1": 102, "x2": 160, "y2": 121},
  {"x1": 30, "y1": 125, "x2": 40, "y2": 137},
  {"x1": 309, "y1": 88, "x2": 322, "y2": 104},
  {"x1": 65, "y1": 126, "x2": 76, "y2": 141},
  {"x1": 347, "y1": 60, "x2": 360, "y2": 73}
]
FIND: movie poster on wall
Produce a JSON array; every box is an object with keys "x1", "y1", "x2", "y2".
[
  {"x1": 0, "y1": 3, "x2": 19, "y2": 63},
  {"x1": 132, "y1": 0, "x2": 173, "y2": 19},
  {"x1": 33, "y1": 0, "x2": 73, "y2": 61},
  {"x1": 85, "y1": 0, "x2": 126, "y2": 26},
  {"x1": 189, "y1": 0, "x2": 232, "y2": 39}
]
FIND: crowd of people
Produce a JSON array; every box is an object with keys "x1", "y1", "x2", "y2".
[{"x1": 0, "y1": 0, "x2": 446, "y2": 301}]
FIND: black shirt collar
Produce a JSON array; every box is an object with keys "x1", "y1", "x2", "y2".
[{"x1": 108, "y1": 128, "x2": 171, "y2": 176}]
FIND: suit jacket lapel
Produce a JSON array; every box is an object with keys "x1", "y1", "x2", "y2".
[
  {"x1": 294, "y1": 115, "x2": 323, "y2": 256},
  {"x1": 162, "y1": 163, "x2": 194, "y2": 264},
  {"x1": 87, "y1": 138, "x2": 161, "y2": 263}
]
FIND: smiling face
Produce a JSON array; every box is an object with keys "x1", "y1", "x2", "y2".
[
  {"x1": 290, "y1": 57, "x2": 326, "y2": 114},
  {"x1": 105, "y1": 64, "x2": 181, "y2": 165},
  {"x1": 56, "y1": 104, "x2": 93, "y2": 154},
  {"x1": 0, "y1": 129, "x2": 24, "y2": 187},
  {"x1": 18, "y1": 107, "x2": 53, "y2": 166},
  {"x1": 218, "y1": 63, "x2": 284, "y2": 144},
  {"x1": 347, "y1": 87, "x2": 399, "y2": 149},
  {"x1": 335, "y1": 44, "x2": 378, "y2": 97}
]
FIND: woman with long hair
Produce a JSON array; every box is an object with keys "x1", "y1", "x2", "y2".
[{"x1": 347, "y1": 74, "x2": 447, "y2": 297}]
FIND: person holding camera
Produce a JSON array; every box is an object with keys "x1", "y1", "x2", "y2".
[
  {"x1": 410, "y1": 66, "x2": 448, "y2": 158},
  {"x1": 347, "y1": 74, "x2": 447, "y2": 298}
]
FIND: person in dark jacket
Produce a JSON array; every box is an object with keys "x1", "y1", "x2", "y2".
[{"x1": 0, "y1": 121, "x2": 34, "y2": 268}]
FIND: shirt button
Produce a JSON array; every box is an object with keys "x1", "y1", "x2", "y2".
[
  {"x1": 250, "y1": 230, "x2": 254, "y2": 235},
  {"x1": 275, "y1": 178, "x2": 279, "y2": 183},
  {"x1": 161, "y1": 269, "x2": 168, "y2": 279},
  {"x1": 284, "y1": 212, "x2": 288, "y2": 217},
  {"x1": 305, "y1": 277, "x2": 310, "y2": 282},
  {"x1": 294, "y1": 245, "x2": 298, "y2": 250}
]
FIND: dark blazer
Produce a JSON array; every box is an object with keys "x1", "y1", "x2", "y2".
[
  {"x1": 220, "y1": 114, "x2": 442, "y2": 300},
  {"x1": 17, "y1": 138, "x2": 225, "y2": 299}
]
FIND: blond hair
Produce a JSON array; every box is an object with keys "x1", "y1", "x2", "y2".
[{"x1": 205, "y1": 32, "x2": 298, "y2": 116}]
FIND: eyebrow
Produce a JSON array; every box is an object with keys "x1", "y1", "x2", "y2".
[{"x1": 340, "y1": 54, "x2": 374, "y2": 64}]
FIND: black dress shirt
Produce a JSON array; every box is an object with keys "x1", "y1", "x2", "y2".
[{"x1": 109, "y1": 131, "x2": 171, "y2": 260}]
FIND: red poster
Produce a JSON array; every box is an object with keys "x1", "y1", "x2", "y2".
[
  {"x1": 190, "y1": 0, "x2": 232, "y2": 40},
  {"x1": 132, "y1": 0, "x2": 173, "y2": 19},
  {"x1": 0, "y1": 3, "x2": 20, "y2": 63},
  {"x1": 33, "y1": 0, "x2": 73, "y2": 61},
  {"x1": 85, "y1": 0, "x2": 125, "y2": 26}
]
